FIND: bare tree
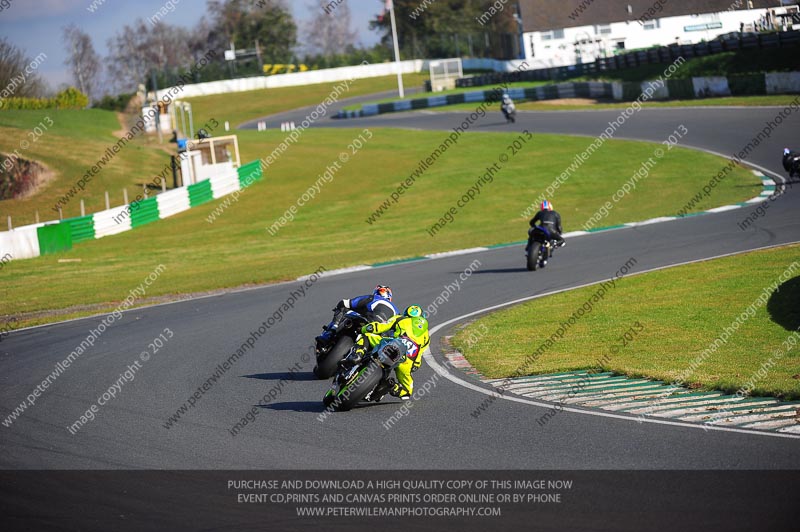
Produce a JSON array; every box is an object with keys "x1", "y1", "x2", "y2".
[
  {"x1": 106, "y1": 19, "x2": 194, "y2": 93},
  {"x1": 106, "y1": 22, "x2": 152, "y2": 93},
  {"x1": 305, "y1": 0, "x2": 358, "y2": 57},
  {"x1": 0, "y1": 37, "x2": 47, "y2": 98},
  {"x1": 62, "y1": 25, "x2": 101, "y2": 102}
]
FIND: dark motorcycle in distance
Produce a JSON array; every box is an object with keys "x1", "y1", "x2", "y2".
[
  {"x1": 313, "y1": 310, "x2": 368, "y2": 379},
  {"x1": 322, "y1": 337, "x2": 412, "y2": 411},
  {"x1": 783, "y1": 148, "x2": 800, "y2": 179},
  {"x1": 526, "y1": 226, "x2": 556, "y2": 271}
]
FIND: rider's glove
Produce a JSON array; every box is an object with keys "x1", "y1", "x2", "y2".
[{"x1": 362, "y1": 323, "x2": 375, "y2": 334}]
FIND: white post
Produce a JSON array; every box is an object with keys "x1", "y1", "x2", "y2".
[
  {"x1": 58, "y1": 207, "x2": 63, "y2": 220},
  {"x1": 105, "y1": 190, "x2": 110, "y2": 210},
  {"x1": 80, "y1": 199, "x2": 85, "y2": 217},
  {"x1": 388, "y1": 1, "x2": 405, "y2": 99},
  {"x1": 35, "y1": 210, "x2": 40, "y2": 224},
  {"x1": 186, "y1": 102, "x2": 194, "y2": 139},
  {"x1": 123, "y1": 189, "x2": 129, "y2": 205},
  {"x1": 162, "y1": 177, "x2": 167, "y2": 192},
  {"x1": 7, "y1": 216, "x2": 11, "y2": 231}
]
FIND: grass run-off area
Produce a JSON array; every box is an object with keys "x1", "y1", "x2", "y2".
[
  {"x1": 0, "y1": 109, "x2": 174, "y2": 227},
  {"x1": 0, "y1": 72, "x2": 430, "y2": 227},
  {"x1": 453, "y1": 244, "x2": 800, "y2": 399},
  {"x1": 185, "y1": 72, "x2": 430, "y2": 128},
  {"x1": 1, "y1": 110, "x2": 761, "y2": 325}
]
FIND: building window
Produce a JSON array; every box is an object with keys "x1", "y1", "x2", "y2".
[
  {"x1": 542, "y1": 29, "x2": 565, "y2": 40},
  {"x1": 595, "y1": 24, "x2": 612, "y2": 35},
  {"x1": 643, "y1": 19, "x2": 660, "y2": 30}
]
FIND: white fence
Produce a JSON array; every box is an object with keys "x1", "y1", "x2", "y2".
[{"x1": 154, "y1": 59, "x2": 433, "y2": 100}]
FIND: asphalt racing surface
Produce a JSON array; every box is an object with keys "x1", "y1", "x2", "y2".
[{"x1": 3, "y1": 102, "x2": 799, "y2": 472}]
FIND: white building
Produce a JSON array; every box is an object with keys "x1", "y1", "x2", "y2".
[{"x1": 518, "y1": 1, "x2": 797, "y2": 69}]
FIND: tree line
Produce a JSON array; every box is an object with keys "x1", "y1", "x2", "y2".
[{"x1": 1, "y1": 0, "x2": 521, "y2": 106}]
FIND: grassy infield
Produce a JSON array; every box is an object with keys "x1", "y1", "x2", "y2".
[
  {"x1": 1, "y1": 74, "x2": 796, "y2": 397},
  {"x1": 454, "y1": 245, "x2": 800, "y2": 399}
]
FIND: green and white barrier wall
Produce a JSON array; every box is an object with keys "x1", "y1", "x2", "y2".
[{"x1": 0, "y1": 160, "x2": 262, "y2": 262}]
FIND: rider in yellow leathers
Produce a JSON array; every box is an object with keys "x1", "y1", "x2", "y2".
[{"x1": 349, "y1": 305, "x2": 430, "y2": 399}]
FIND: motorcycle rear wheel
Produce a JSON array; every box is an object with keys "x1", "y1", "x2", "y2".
[{"x1": 314, "y1": 336, "x2": 354, "y2": 379}]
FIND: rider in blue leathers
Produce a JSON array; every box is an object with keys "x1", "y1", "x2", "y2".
[{"x1": 315, "y1": 285, "x2": 398, "y2": 347}]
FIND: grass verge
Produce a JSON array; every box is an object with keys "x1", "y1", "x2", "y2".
[
  {"x1": 185, "y1": 73, "x2": 430, "y2": 128},
  {"x1": 452, "y1": 244, "x2": 800, "y2": 399},
  {"x1": 0, "y1": 110, "x2": 176, "y2": 227}
]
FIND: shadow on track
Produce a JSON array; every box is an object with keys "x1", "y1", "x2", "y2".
[
  {"x1": 258, "y1": 401, "x2": 323, "y2": 412},
  {"x1": 242, "y1": 372, "x2": 317, "y2": 382},
  {"x1": 262, "y1": 400, "x2": 400, "y2": 413},
  {"x1": 468, "y1": 267, "x2": 530, "y2": 274}
]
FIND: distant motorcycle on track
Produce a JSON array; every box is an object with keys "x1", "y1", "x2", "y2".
[
  {"x1": 501, "y1": 94, "x2": 516, "y2": 124},
  {"x1": 782, "y1": 148, "x2": 800, "y2": 180}
]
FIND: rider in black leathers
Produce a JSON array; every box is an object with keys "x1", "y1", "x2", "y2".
[
  {"x1": 783, "y1": 148, "x2": 800, "y2": 179},
  {"x1": 528, "y1": 200, "x2": 565, "y2": 251}
]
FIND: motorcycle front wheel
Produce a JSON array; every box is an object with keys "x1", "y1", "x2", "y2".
[{"x1": 330, "y1": 361, "x2": 384, "y2": 412}]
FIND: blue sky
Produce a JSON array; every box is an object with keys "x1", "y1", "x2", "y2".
[{"x1": 0, "y1": 0, "x2": 383, "y2": 89}]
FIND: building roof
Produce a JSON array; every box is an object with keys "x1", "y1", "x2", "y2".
[{"x1": 518, "y1": 0, "x2": 778, "y2": 31}]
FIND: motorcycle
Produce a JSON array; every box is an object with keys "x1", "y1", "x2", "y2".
[
  {"x1": 313, "y1": 309, "x2": 368, "y2": 379},
  {"x1": 782, "y1": 149, "x2": 800, "y2": 179},
  {"x1": 322, "y1": 336, "x2": 413, "y2": 411},
  {"x1": 501, "y1": 104, "x2": 516, "y2": 124},
  {"x1": 526, "y1": 226, "x2": 556, "y2": 271}
]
